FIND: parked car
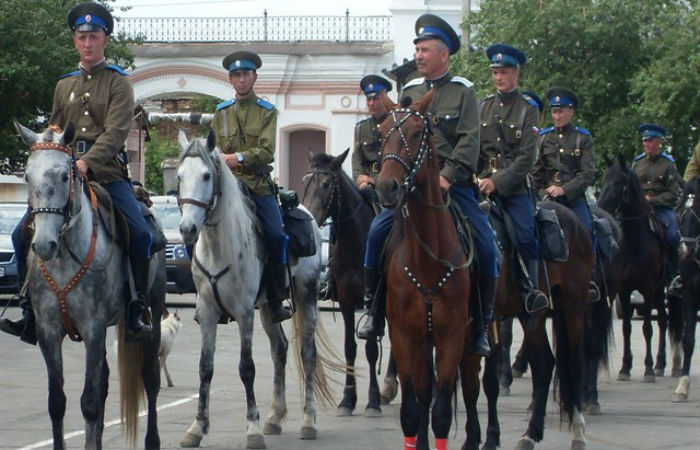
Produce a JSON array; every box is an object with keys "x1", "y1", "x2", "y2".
[
  {"x1": 0, "y1": 203, "x2": 27, "y2": 294},
  {"x1": 150, "y1": 195, "x2": 195, "y2": 294}
]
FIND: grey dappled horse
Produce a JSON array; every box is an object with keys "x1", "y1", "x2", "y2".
[
  {"x1": 15, "y1": 121, "x2": 166, "y2": 450},
  {"x1": 176, "y1": 130, "x2": 332, "y2": 449}
]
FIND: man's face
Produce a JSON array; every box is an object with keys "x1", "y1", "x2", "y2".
[
  {"x1": 643, "y1": 137, "x2": 663, "y2": 157},
  {"x1": 491, "y1": 66, "x2": 519, "y2": 93},
  {"x1": 414, "y1": 39, "x2": 449, "y2": 79},
  {"x1": 366, "y1": 95, "x2": 387, "y2": 119},
  {"x1": 551, "y1": 107, "x2": 574, "y2": 128},
  {"x1": 73, "y1": 30, "x2": 108, "y2": 66},
  {"x1": 230, "y1": 69, "x2": 257, "y2": 96}
]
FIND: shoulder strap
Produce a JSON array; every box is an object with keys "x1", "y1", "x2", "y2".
[{"x1": 232, "y1": 104, "x2": 246, "y2": 145}]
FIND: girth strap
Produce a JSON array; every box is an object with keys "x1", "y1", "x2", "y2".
[{"x1": 192, "y1": 253, "x2": 233, "y2": 320}]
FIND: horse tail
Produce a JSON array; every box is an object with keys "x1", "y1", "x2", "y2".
[
  {"x1": 117, "y1": 320, "x2": 145, "y2": 447},
  {"x1": 667, "y1": 292, "x2": 684, "y2": 345},
  {"x1": 584, "y1": 296, "x2": 613, "y2": 371},
  {"x1": 552, "y1": 290, "x2": 585, "y2": 424}
]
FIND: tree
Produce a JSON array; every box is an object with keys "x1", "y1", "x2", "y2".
[
  {"x1": 0, "y1": 0, "x2": 138, "y2": 173},
  {"x1": 144, "y1": 129, "x2": 179, "y2": 195},
  {"x1": 452, "y1": 0, "x2": 699, "y2": 178}
]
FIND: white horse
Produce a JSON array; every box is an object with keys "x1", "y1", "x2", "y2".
[
  {"x1": 14, "y1": 121, "x2": 166, "y2": 450},
  {"x1": 177, "y1": 129, "x2": 334, "y2": 449}
]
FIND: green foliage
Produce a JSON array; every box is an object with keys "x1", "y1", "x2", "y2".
[
  {"x1": 451, "y1": 0, "x2": 699, "y2": 179},
  {"x1": 0, "y1": 0, "x2": 138, "y2": 173},
  {"x1": 194, "y1": 95, "x2": 219, "y2": 114},
  {"x1": 144, "y1": 129, "x2": 179, "y2": 194}
]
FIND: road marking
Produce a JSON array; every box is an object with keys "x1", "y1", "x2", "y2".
[{"x1": 17, "y1": 394, "x2": 198, "y2": 450}]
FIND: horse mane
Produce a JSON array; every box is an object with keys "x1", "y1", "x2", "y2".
[{"x1": 309, "y1": 152, "x2": 364, "y2": 203}]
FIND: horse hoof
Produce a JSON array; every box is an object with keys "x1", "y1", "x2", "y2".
[
  {"x1": 584, "y1": 403, "x2": 601, "y2": 416},
  {"x1": 246, "y1": 434, "x2": 266, "y2": 449},
  {"x1": 480, "y1": 441, "x2": 498, "y2": 450},
  {"x1": 262, "y1": 422, "x2": 281, "y2": 435},
  {"x1": 365, "y1": 406, "x2": 382, "y2": 418},
  {"x1": 672, "y1": 368, "x2": 683, "y2": 377},
  {"x1": 337, "y1": 406, "x2": 353, "y2": 416},
  {"x1": 643, "y1": 374, "x2": 656, "y2": 383},
  {"x1": 512, "y1": 368, "x2": 524, "y2": 379},
  {"x1": 300, "y1": 426, "x2": 317, "y2": 440},
  {"x1": 571, "y1": 438, "x2": 586, "y2": 450},
  {"x1": 380, "y1": 379, "x2": 399, "y2": 405},
  {"x1": 616, "y1": 372, "x2": 631, "y2": 381},
  {"x1": 500, "y1": 385, "x2": 511, "y2": 396},
  {"x1": 180, "y1": 432, "x2": 202, "y2": 448},
  {"x1": 167, "y1": 382, "x2": 174, "y2": 388},
  {"x1": 672, "y1": 393, "x2": 688, "y2": 403},
  {"x1": 654, "y1": 368, "x2": 665, "y2": 377},
  {"x1": 514, "y1": 436, "x2": 536, "y2": 450}
]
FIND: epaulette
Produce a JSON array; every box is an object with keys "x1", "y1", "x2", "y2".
[
  {"x1": 403, "y1": 77, "x2": 425, "y2": 90},
  {"x1": 522, "y1": 93, "x2": 539, "y2": 108},
  {"x1": 633, "y1": 153, "x2": 646, "y2": 161},
  {"x1": 106, "y1": 64, "x2": 128, "y2": 76},
  {"x1": 355, "y1": 117, "x2": 370, "y2": 126},
  {"x1": 256, "y1": 98, "x2": 275, "y2": 111},
  {"x1": 58, "y1": 70, "x2": 80, "y2": 79},
  {"x1": 574, "y1": 126, "x2": 591, "y2": 136},
  {"x1": 480, "y1": 94, "x2": 496, "y2": 104},
  {"x1": 538, "y1": 126, "x2": 555, "y2": 136},
  {"x1": 216, "y1": 98, "x2": 235, "y2": 111},
  {"x1": 450, "y1": 76, "x2": 473, "y2": 88},
  {"x1": 661, "y1": 152, "x2": 675, "y2": 162}
]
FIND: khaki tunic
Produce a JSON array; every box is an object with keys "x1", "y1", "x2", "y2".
[
  {"x1": 211, "y1": 94, "x2": 278, "y2": 195},
  {"x1": 351, "y1": 114, "x2": 386, "y2": 183},
  {"x1": 684, "y1": 142, "x2": 700, "y2": 182},
  {"x1": 532, "y1": 123, "x2": 595, "y2": 201},
  {"x1": 631, "y1": 152, "x2": 681, "y2": 208},
  {"x1": 400, "y1": 73, "x2": 480, "y2": 186},
  {"x1": 478, "y1": 89, "x2": 539, "y2": 196},
  {"x1": 49, "y1": 60, "x2": 133, "y2": 183}
]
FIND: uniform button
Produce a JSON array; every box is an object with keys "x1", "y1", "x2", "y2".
[
  {"x1": 498, "y1": 119, "x2": 503, "y2": 124},
  {"x1": 560, "y1": 148, "x2": 564, "y2": 153},
  {"x1": 87, "y1": 75, "x2": 92, "y2": 80},
  {"x1": 499, "y1": 102, "x2": 504, "y2": 107},
  {"x1": 445, "y1": 115, "x2": 450, "y2": 119},
  {"x1": 83, "y1": 111, "x2": 89, "y2": 116},
  {"x1": 559, "y1": 134, "x2": 563, "y2": 138},
  {"x1": 81, "y1": 127, "x2": 87, "y2": 132},
  {"x1": 497, "y1": 137, "x2": 501, "y2": 142}
]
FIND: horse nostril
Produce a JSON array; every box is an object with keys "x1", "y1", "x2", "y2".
[{"x1": 48, "y1": 241, "x2": 57, "y2": 253}]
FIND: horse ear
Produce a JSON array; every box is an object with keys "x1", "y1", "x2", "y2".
[
  {"x1": 62, "y1": 123, "x2": 75, "y2": 145},
  {"x1": 380, "y1": 91, "x2": 397, "y2": 111},
  {"x1": 13, "y1": 120, "x2": 38, "y2": 145},
  {"x1": 617, "y1": 153, "x2": 627, "y2": 170},
  {"x1": 330, "y1": 148, "x2": 350, "y2": 169},
  {"x1": 417, "y1": 89, "x2": 434, "y2": 116},
  {"x1": 602, "y1": 152, "x2": 612, "y2": 168},
  {"x1": 308, "y1": 150, "x2": 315, "y2": 163},
  {"x1": 206, "y1": 127, "x2": 216, "y2": 151},
  {"x1": 177, "y1": 128, "x2": 189, "y2": 150}
]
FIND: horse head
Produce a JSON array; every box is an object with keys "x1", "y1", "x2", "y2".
[
  {"x1": 15, "y1": 121, "x2": 83, "y2": 261},
  {"x1": 301, "y1": 148, "x2": 349, "y2": 226},
  {"x1": 375, "y1": 90, "x2": 435, "y2": 208},
  {"x1": 598, "y1": 153, "x2": 646, "y2": 218},
  {"x1": 176, "y1": 128, "x2": 220, "y2": 245},
  {"x1": 679, "y1": 176, "x2": 700, "y2": 259}
]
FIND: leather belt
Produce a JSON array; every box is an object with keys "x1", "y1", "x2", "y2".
[
  {"x1": 234, "y1": 165, "x2": 271, "y2": 176},
  {"x1": 73, "y1": 140, "x2": 93, "y2": 156},
  {"x1": 370, "y1": 161, "x2": 381, "y2": 173}
]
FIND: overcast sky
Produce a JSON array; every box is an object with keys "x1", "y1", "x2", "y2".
[{"x1": 112, "y1": 0, "x2": 393, "y2": 17}]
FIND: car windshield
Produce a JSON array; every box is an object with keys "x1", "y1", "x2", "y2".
[
  {"x1": 0, "y1": 205, "x2": 27, "y2": 234},
  {"x1": 152, "y1": 204, "x2": 181, "y2": 231}
]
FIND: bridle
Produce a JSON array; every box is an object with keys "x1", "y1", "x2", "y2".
[
  {"x1": 301, "y1": 168, "x2": 367, "y2": 227},
  {"x1": 177, "y1": 151, "x2": 223, "y2": 227},
  {"x1": 679, "y1": 192, "x2": 700, "y2": 265}
]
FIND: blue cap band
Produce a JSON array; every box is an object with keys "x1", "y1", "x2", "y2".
[
  {"x1": 75, "y1": 14, "x2": 107, "y2": 30},
  {"x1": 363, "y1": 84, "x2": 388, "y2": 94},
  {"x1": 228, "y1": 59, "x2": 258, "y2": 72},
  {"x1": 491, "y1": 53, "x2": 520, "y2": 67},
  {"x1": 419, "y1": 26, "x2": 454, "y2": 53},
  {"x1": 550, "y1": 96, "x2": 574, "y2": 107},
  {"x1": 642, "y1": 130, "x2": 664, "y2": 139}
]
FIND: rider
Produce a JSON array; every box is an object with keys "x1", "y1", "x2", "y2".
[
  {"x1": 477, "y1": 43, "x2": 549, "y2": 323},
  {"x1": 210, "y1": 50, "x2": 292, "y2": 324},
  {"x1": 358, "y1": 14, "x2": 499, "y2": 358},
  {"x1": 631, "y1": 124, "x2": 682, "y2": 297},
  {"x1": 532, "y1": 87, "x2": 599, "y2": 301},
  {"x1": 0, "y1": 2, "x2": 153, "y2": 344}
]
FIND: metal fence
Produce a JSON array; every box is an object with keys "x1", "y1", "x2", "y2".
[{"x1": 116, "y1": 12, "x2": 392, "y2": 43}]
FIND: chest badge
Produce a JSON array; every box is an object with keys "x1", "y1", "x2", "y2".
[
  {"x1": 574, "y1": 148, "x2": 581, "y2": 156},
  {"x1": 69, "y1": 92, "x2": 75, "y2": 102}
]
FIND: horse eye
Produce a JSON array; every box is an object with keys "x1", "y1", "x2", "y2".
[
  {"x1": 203, "y1": 173, "x2": 211, "y2": 182},
  {"x1": 62, "y1": 173, "x2": 69, "y2": 183},
  {"x1": 322, "y1": 181, "x2": 330, "y2": 189}
]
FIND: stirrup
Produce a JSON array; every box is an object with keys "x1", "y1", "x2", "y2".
[
  {"x1": 357, "y1": 311, "x2": 383, "y2": 341},
  {"x1": 524, "y1": 290, "x2": 549, "y2": 314},
  {"x1": 588, "y1": 281, "x2": 601, "y2": 303},
  {"x1": 666, "y1": 276, "x2": 683, "y2": 297}
]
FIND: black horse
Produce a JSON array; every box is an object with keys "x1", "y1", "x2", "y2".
[{"x1": 672, "y1": 175, "x2": 700, "y2": 403}]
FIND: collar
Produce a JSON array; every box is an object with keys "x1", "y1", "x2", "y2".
[
  {"x1": 372, "y1": 112, "x2": 388, "y2": 124},
  {"x1": 556, "y1": 123, "x2": 574, "y2": 133},
  {"x1": 496, "y1": 87, "x2": 520, "y2": 103},
  {"x1": 425, "y1": 71, "x2": 451, "y2": 89},
  {"x1": 235, "y1": 91, "x2": 257, "y2": 104},
  {"x1": 79, "y1": 59, "x2": 106, "y2": 75}
]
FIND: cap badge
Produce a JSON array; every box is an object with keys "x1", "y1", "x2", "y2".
[
  {"x1": 496, "y1": 53, "x2": 502, "y2": 61},
  {"x1": 368, "y1": 83, "x2": 374, "y2": 90},
  {"x1": 555, "y1": 96, "x2": 560, "y2": 103},
  {"x1": 85, "y1": 14, "x2": 92, "y2": 23},
  {"x1": 418, "y1": 27, "x2": 424, "y2": 34},
  {"x1": 235, "y1": 60, "x2": 241, "y2": 67}
]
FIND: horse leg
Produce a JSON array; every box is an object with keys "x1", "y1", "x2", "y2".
[
  {"x1": 460, "y1": 354, "x2": 482, "y2": 450},
  {"x1": 617, "y1": 292, "x2": 633, "y2": 381},
  {"x1": 142, "y1": 329, "x2": 162, "y2": 450},
  {"x1": 239, "y1": 313, "x2": 265, "y2": 449},
  {"x1": 380, "y1": 351, "x2": 399, "y2": 405},
  {"x1": 260, "y1": 309, "x2": 289, "y2": 437},
  {"x1": 181, "y1": 315, "x2": 217, "y2": 448},
  {"x1": 38, "y1": 333, "x2": 67, "y2": 450},
  {"x1": 293, "y1": 280, "x2": 320, "y2": 439},
  {"x1": 582, "y1": 356, "x2": 600, "y2": 416},
  {"x1": 498, "y1": 317, "x2": 514, "y2": 395},
  {"x1": 365, "y1": 338, "x2": 382, "y2": 417},
  {"x1": 641, "y1": 307, "x2": 656, "y2": 382},
  {"x1": 337, "y1": 305, "x2": 358, "y2": 416},
  {"x1": 668, "y1": 293, "x2": 685, "y2": 377},
  {"x1": 81, "y1": 331, "x2": 108, "y2": 450},
  {"x1": 480, "y1": 349, "x2": 501, "y2": 450},
  {"x1": 673, "y1": 297, "x2": 698, "y2": 403},
  {"x1": 654, "y1": 289, "x2": 668, "y2": 377}
]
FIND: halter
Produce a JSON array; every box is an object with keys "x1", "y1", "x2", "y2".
[
  {"x1": 177, "y1": 152, "x2": 223, "y2": 227},
  {"x1": 28, "y1": 143, "x2": 78, "y2": 227},
  {"x1": 302, "y1": 168, "x2": 367, "y2": 227},
  {"x1": 679, "y1": 193, "x2": 700, "y2": 265}
]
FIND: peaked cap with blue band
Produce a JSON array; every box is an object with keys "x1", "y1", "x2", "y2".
[
  {"x1": 486, "y1": 44, "x2": 527, "y2": 68},
  {"x1": 414, "y1": 14, "x2": 461, "y2": 55},
  {"x1": 638, "y1": 123, "x2": 666, "y2": 140},
  {"x1": 222, "y1": 50, "x2": 262, "y2": 73},
  {"x1": 68, "y1": 2, "x2": 114, "y2": 35},
  {"x1": 360, "y1": 74, "x2": 392, "y2": 98},
  {"x1": 522, "y1": 90, "x2": 544, "y2": 113},
  {"x1": 546, "y1": 87, "x2": 579, "y2": 108}
]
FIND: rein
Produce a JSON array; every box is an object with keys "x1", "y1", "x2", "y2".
[
  {"x1": 30, "y1": 142, "x2": 99, "y2": 342},
  {"x1": 177, "y1": 153, "x2": 223, "y2": 227},
  {"x1": 302, "y1": 168, "x2": 367, "y2": 227},
  {"x1": 679, "y1": 193, "x2": 700, "y2": 265}
]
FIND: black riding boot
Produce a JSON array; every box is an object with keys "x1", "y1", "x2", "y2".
[
  {"x1": 126, "y1": 258, "x2": 153, "y2": 341},
  {"x1": 470, "y1": 276, "x2": 496, "y2": 357},
  {"x1": 266, "y1": 264, "x2": 292, "y2": 324},
  {"x1": 358, "y1": 267, "x2": 384, "y2": 340},
  {"x1": 666, "y1": 248, "x2": 682, "y2": 297},
  {"x1": 522, "y1": 259, "x2": 548, "y2": 314},
  {"x1": 0, "y1": 254, "x2": 36, "y2": 345}
]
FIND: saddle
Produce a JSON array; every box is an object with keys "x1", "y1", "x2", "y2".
[
  {"x1": 279, "y1": 189, "x2": 317, "y2": 258},
  {"x1": 591, "y1": 212, "x2": 620, "y2": 262}
]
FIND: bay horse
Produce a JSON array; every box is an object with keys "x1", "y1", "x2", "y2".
[
  {"x1": 176, "y1": 130, "x2": 332, "y2": 448},
  {"x1": 672, "y1": 175, "x2": 700, "y2": 403},
  {"x1": 376, "y1": 91, "x2": 482, "y2": 450},
  {"x1": 301, "y1": 149, "x2": 396, "y2": 416},
  {"x1": 598, "y1": 154, "x2": 670, "y2": 382},
  {"x1": 14, "y1": 121, "x2": 166, "y2": 450}
]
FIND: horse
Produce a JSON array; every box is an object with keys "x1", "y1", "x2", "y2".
[
  {"x1": 598, "y1": 154, "x2": 672, "y2": 382},
  {"x1": 176, "y1": 129, "x2": 332, "y2": 448},
  {"x1": 375, "y1": 91, "x2": 482, "y2": 450},
  {"x1": 301, "y1": 149, "x2": 398, "y2": 416},
  {"x1": 14, "y1": 121, "x2": 166, "y2": 450},
  {"x1": 672, "y1": 175, "x2": 700, "y2": 403}
]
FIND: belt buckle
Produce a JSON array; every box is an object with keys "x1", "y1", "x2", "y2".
[
  {"x1": 233, "y1": 165, "x2": 244, "y2": 175},
  {"x1": 554, "y1": 172, "x2": 561, "y2": 183},
  {"x1": 489, "y1": 157, "x2": 498, "y2": 173},
  {"x1": 371, "y1": 161, "x2": 381, "y2": 172},
  {"x1": 75, "y1": 141, "x2": 87, "y2": 156}
]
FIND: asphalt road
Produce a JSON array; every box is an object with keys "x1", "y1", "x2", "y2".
[{"x1": 1, "y1": 293, "x2": 699, "y2": 450}]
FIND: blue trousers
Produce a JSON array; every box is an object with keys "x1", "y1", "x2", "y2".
[
  {"x1": 363, "y1": 185, "x2": 499, "y2": 280},
  {"x1": 568, "y1": 198, "x2": 595, "y2": 244},
  {"x1": 252, "y1": 193, "x2": 289, "y2": 265},
  {"x1": 500, "y1": 194, "x2": 538, "y2": 261},
  {"x1": 655, "y1": 206, "x2": 680, "y2": 248}
]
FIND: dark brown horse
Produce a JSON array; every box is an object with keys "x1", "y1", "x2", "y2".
[
  {"x1": 376, "y1": 92, "x2": 481, "y2": 450},
  {"x1": 301, "y1": 149, "x2": 387, "y2": 416}
]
